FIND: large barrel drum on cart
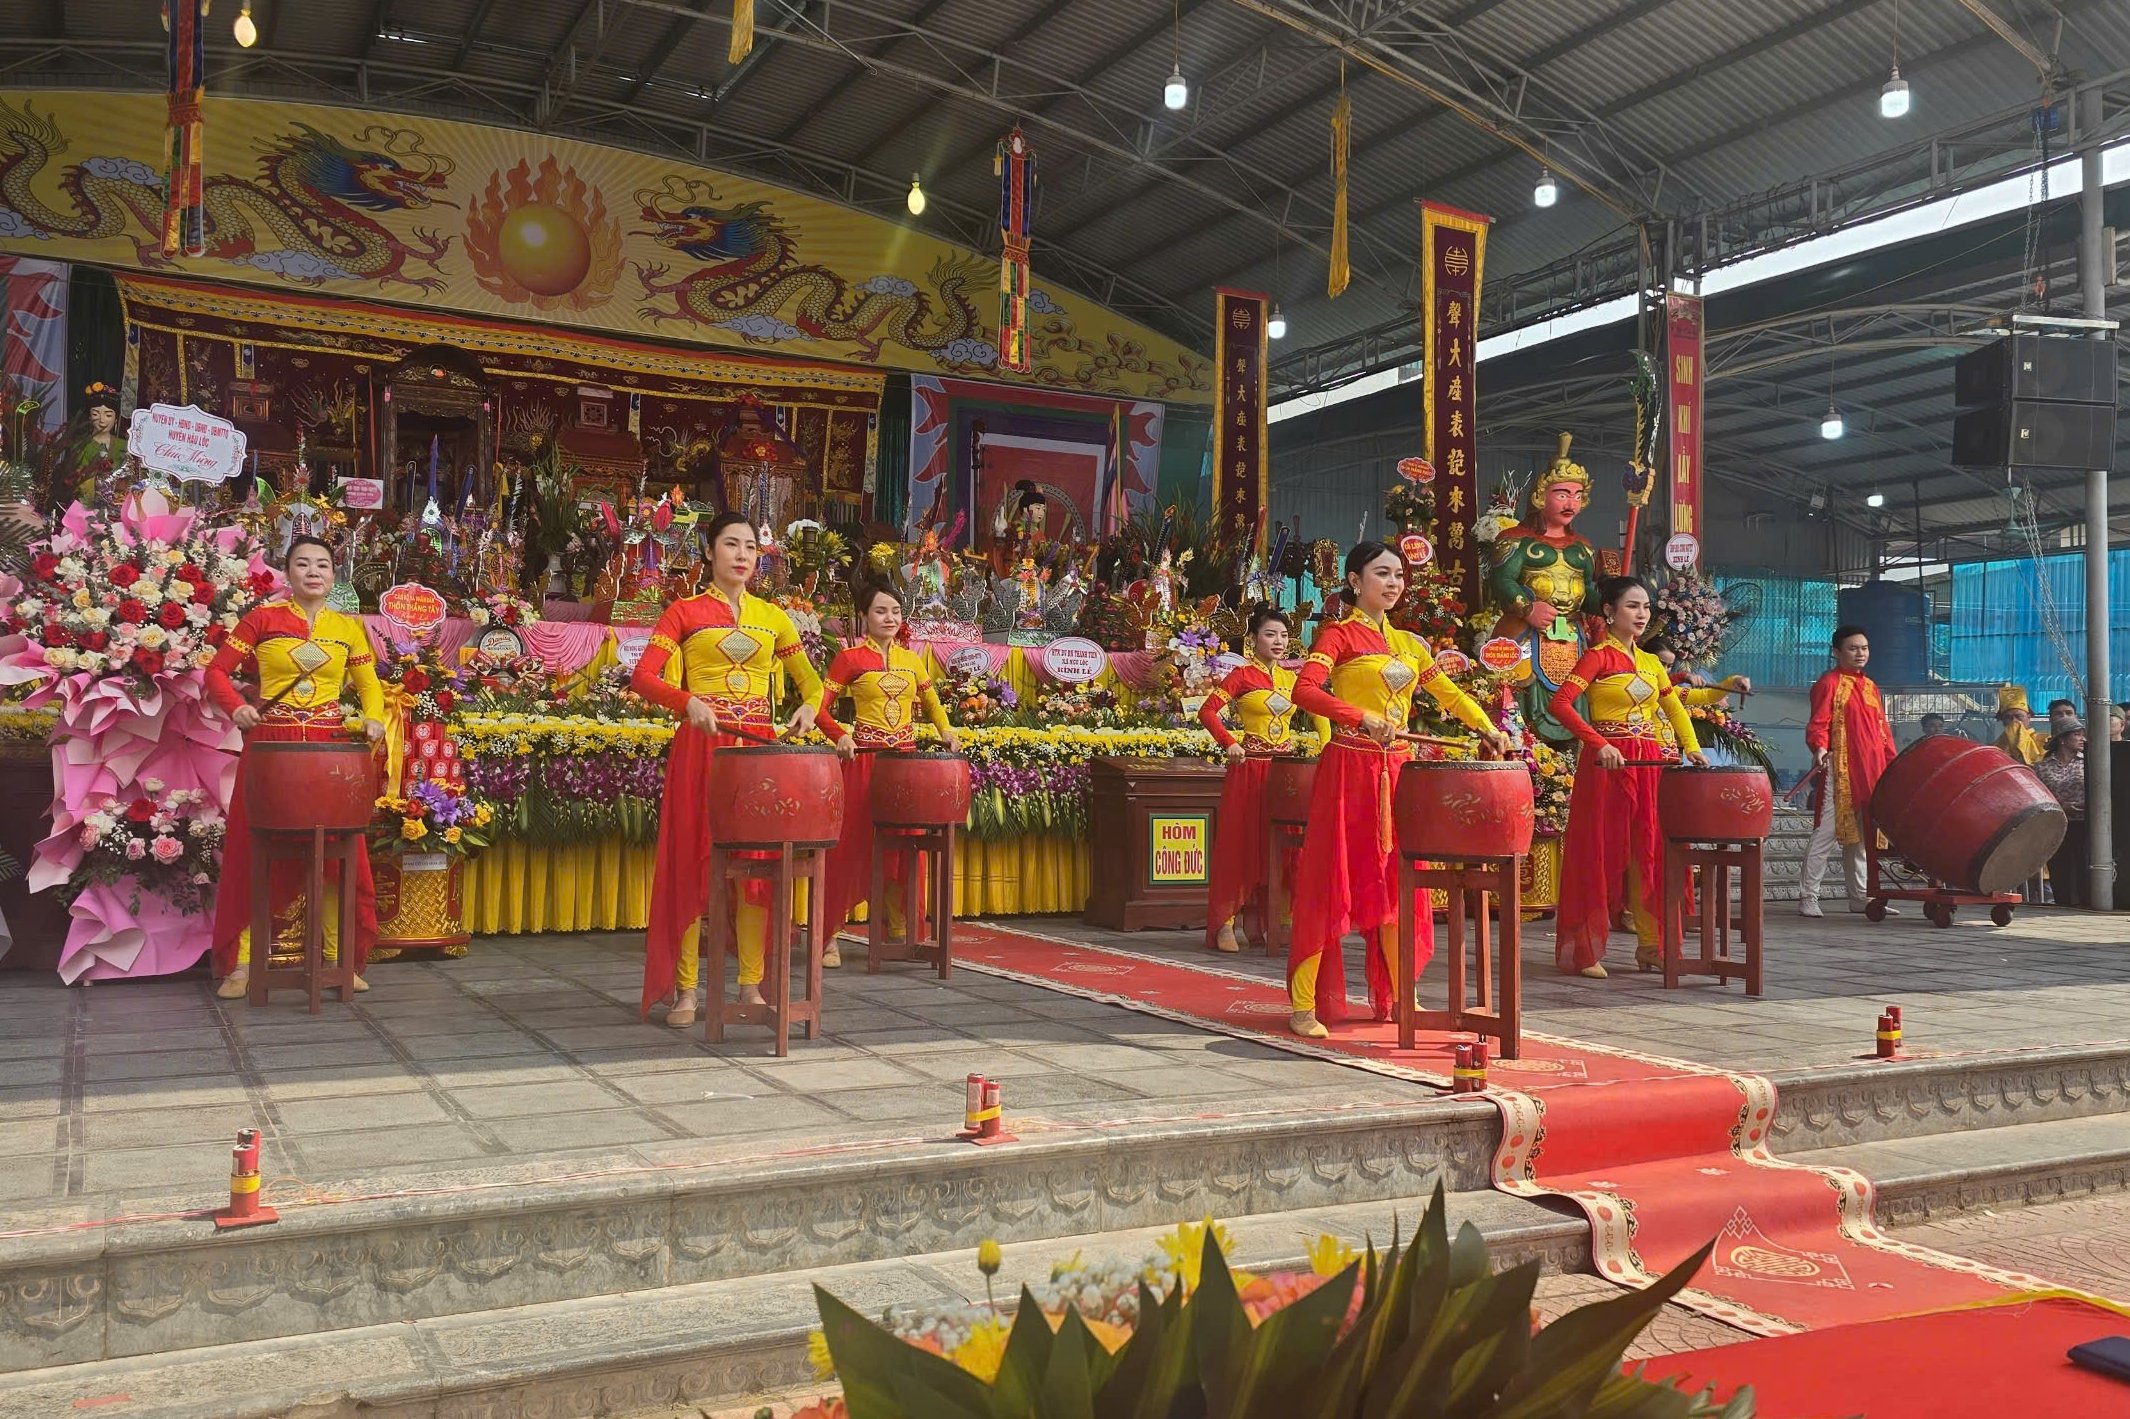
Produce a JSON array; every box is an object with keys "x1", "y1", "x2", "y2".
[{"x1": 1869, "y1": 737, "x2": 2065, "y2": 900}]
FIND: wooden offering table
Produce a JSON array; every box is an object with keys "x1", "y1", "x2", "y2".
[{"x1": 1083, "y1": 756, "x2": 1224, "y2": 931}]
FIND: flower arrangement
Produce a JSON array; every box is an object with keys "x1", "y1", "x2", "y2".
[
  {"x1": 1529, "y1": 738, "x2": 1575, "y2": 836},
  {"x1": 456, "y1": 712, "x2": 675, "y2": 845},
  {"x1": 0, "y1": 704, "x2": 57, "y2": 743},
  {"x1": 795, "y1": 1186, "x2": 1749, "y2": 1419},
  {"x1": 1024, "y1": 682, "x2": 1121, "y2": 729},
  {"x1": 452, "y1": 714, "x2": 1221, "y2": 845},
  {"x1": 939, "y1": 724, "x2": 1220, "y2": 838},
  {"x1": 1390, "y1": 557, "x2": 1469, "y2": 650},
  {"x1": 466, "y1": 590, "x2": 539, "y2": 628},
  {"x1": 1474, "y1": 478, "x2": 1524, "y2": 546},
  {"x1": 1384, "y1": 479, "x2": 1435, "y2": 532},
  {"x1": 2, "y1": 498, "x2": 266, "y2": 700},
  {"x1": 370, "y1": 779, "x2": 494, "y2": 859},
  {"x1": 380, "y1": 647, "x2": 465, "y2": 723},
  {"x1": 1690, "y1": 700, "x2": 1773, "y2": 771},
  {"x1": 940, "y1": 665, "x2": 1017, "y2": 727},
  {"x1": 67, "y1": 779, "x2": 225, "y2": 915},
  {"x1": 1652, "y1": 569, "x2": 1744, "y2": 669},
  {"x1": 1162, "y1": 625, "x2": 1224, "y2": 700}
]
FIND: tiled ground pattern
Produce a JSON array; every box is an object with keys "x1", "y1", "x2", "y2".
[{"x1": 2, "y1": 906, "x2": 2127, "y2": 1211}]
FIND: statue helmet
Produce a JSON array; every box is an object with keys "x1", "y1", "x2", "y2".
[{"x1": 1531, "y1": 431, "x2": 1592, "y2": 509}]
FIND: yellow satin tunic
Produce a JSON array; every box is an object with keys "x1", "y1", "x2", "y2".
[{"x1": 222, "y1": 602, "x2": 386, "y2": 722}]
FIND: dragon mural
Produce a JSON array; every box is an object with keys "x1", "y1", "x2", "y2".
[
  {"x1": 633, "y1": 176, "x2": 991, "y2": 365},
  {"x1": 0, "y1": 99, "x2": 454, "y2": 292}
]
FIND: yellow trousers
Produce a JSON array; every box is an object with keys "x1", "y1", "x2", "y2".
[
  {"x1": 1626, "y1": 873, "x2": 1659, "y2": 950},
  {"x1": 235, "y1": 887, "x2": 345, "y2": 965},
  {"x1": 1289, "y1": 924, "x2": 1399, "y2": 1013},
  {"x1": 675, "y1": 900, "x2": 769, "y2": 990}
]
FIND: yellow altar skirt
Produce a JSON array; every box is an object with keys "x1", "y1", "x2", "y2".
[{"x1": 461, "y1": 834, "x2": 1093, "y2": 934}]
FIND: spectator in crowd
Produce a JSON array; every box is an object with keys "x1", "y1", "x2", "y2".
[
  {"x1": 1995, "y1": 685, "x2": 2046, "y2": 765},
  {"x1": 2049, "y1": 699, "x2": 2082, "y2": 736},
  {"x1": 2034, "y1": 722, "x2": 2087, "y2": 908},
  {"x1": 1918, "y1": 713, "x2": 1947, "y2": 739},
  {"x1": 2110, "y1": 706, "x2": 2125, "y2": 742}
]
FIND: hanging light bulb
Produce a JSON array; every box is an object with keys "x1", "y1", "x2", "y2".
[
  {"x1": 233, "y1": 1, "x2": 258, "y2": 47},
  {"x1": 1820, "y1": 403, "x2": 1845, "y2": 440},
  {"x1": 1267, "y1": 305, "x2": 1287, "y2": 340},
  {"x1": 1164, "y1": 63, "x2": 1189, "y2": 111},
  {"x1": 1533, "y1": 168, "x2": 1558, "y2": 208},
  {"x1": 906, "y1": 174, "x2": 926, "y2": 216},
  {"x1": 1162, "y1": 0, "x2": 1188, "y2": 111},
  {"x1": 1880, "y1": 66, "x2": 1909, "y2": 119},
  {"x1": 1879, "y1": 0, "x2": 1909, "y2": 119},
  {"x1": 1867, "y1": 491, "x2": 1886, "y2": 507}
]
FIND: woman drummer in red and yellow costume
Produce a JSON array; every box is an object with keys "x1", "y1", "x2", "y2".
[
  {"x1": 1549, "y1": 576, "x2": 1707, "y2": 979},
  {"x1": 815, "y1": 582, "x2": 960, "y2": 964},
  {"x1": 633, "y1": 514, "x2": 822, "y2": 1027},
  {"x1": 205, "y1": 536, "x2": 388, "y2": 1000},
  {"x1": 1198, "y1": 607, "x2": 1327, "y2": 953},
  {"x1": 1288, "y1": 543, "x2": 1505, "y2": 1039}
]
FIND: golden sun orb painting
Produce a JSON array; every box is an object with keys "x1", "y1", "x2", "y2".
[{"x1": 465, "y1": 157, "x2": 623, "y2": 310}]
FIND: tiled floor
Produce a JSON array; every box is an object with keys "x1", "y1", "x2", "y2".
[
  {"x1": 0, "y1": 904, "x2": 2125, "y2": 1216},
  {"x1": 1034, "y1": 903, "x2": 2130, "y2": 1073},
  {"x1": 0, "y1": 934, "x2": 1432, "y2": 1215}
]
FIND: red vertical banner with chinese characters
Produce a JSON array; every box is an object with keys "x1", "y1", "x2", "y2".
[
  {"x1": 1421, "y1": 202, "x2": 1489, "y2": 607},
  {"x1": 1665, "y1": 291, "x2": 1704, "y2": 560},
  {"x1": 1212, "y1": 288, "x2": 1268, "y2": 559}
]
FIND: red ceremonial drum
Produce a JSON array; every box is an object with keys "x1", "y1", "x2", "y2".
[
  {"x1": 1870, "y1": 737, "x2": 2066, "y2": 896},
  {"x1": 870, "y1": 751, "x2": 972, "y2": 828},
  {"x1": 1394, "y1": 759, "x2": 1535, "y2": 860},
  {"x1": 708, "y1": 745, "x2": 844, "y2": 849},
  {"x1": 243, "y1": 741, "x2": 377, "y2": 832},
  {"x1": 1658, "y1": 766, "x2": 1774, "y2": 842},
  {"x1": 1265, "y1": 756, "x2": 1318, "y2": 826}
]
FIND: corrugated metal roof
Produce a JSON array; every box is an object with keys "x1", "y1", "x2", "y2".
[{"x1": 1, "y1": 0, "x2": 2119, "y2": 382}]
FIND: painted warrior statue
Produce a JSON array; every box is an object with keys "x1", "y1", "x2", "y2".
[{"x1": 1486, "y1": 432, "x2": 1600, "y2": 748}]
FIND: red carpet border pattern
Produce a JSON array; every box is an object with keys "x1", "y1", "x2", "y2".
[{"x1": 954, "y1": 923, "x2": 2059, "y2": 1337}]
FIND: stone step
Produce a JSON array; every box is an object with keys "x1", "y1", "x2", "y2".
[
  {"x1": 16, "y1": 1100, "x2": 2130, "y2": 1419},
  {"x1": 10, "y1": 1037, "x2": 2130, "y2": 1381},
  {"x1": 0, "y1": 1186, "x2": 1583, "y2": 1419},
  {"x1": 1767, "y1": 1042, "x2": 2130, "y2": 1151},
  {"x1": 1789, "y1": 1108, "x2": 2130, "y2": 1229},
  {"x1": 0, "y1": 1095, "x2": 1501, "y2": 1376}
]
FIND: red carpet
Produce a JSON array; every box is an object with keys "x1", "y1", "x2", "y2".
[
  {"x1": 1651, "y1": 1293, "x2": 2130, "y2": 1416},
  {"x1": 955, "y1": 923, "x2": 2057, "y2": 1337}
]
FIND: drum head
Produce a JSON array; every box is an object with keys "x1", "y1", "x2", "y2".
[{"x1": 1974, "y1": 804, "x2": 2068, "y2": 896}]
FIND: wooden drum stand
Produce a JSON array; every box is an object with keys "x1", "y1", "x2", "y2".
[
  {"x1": 864, "y1": 751, "x2": 972, "y2": 981},
  {"x1": 1393, "y1": 759, "x2": 1531, "y2": 1060},
  {"x1": 1656, "y1": 766, "x2": 1770, "y2": 996}
]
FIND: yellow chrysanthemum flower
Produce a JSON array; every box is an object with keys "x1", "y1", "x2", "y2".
[
  {"x1": 951, "y1": 1315, "x2": 1010, "y2": 1383},
  {"x1": 805, "y1": 1328, "x2": 835, "y2": 1380},
  {"x1": 443, "y1": 826, "x2": 462, "y2": 844},
  {"x1": 1308, "y1": 1233, "x2": 1359, "y2": 1277},
  {"x1": 400, "y1": 818, "x2": 429, "y2": 841},
  {"x1": 1156, "y1": 1215, "x2": 1235, "y2": 1295}
]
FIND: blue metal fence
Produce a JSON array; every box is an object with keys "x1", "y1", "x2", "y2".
[
  {"x1": 1949, "y1": 551, "x2": 2130, "y2": 703},
  {"x1": 1716, "y1": 573, "x2": 1840, "y2": 690}
]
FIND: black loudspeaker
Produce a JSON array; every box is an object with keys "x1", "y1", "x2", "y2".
[
  {"x1": 1955, "y1": 334, "x2": 2118, "y2": 406},
  {"x1": 1952, "y1": 398, "x2": 2118, "y2": 469}
]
